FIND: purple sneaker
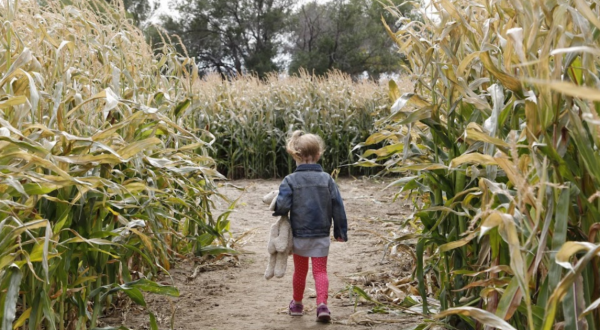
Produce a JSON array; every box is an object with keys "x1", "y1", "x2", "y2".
[
  {"x1": 289, "y1": 300, "x2": 303, "y2": 316},
  {"x1": 316, "y1": 304, "x2": 331, "y2": 322}
]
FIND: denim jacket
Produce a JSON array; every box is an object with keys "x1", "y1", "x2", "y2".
[{"x1": 273, "y1": 164, "x2": 348, "y2": 241}]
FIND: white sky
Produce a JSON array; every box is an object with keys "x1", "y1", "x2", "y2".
[
  {"x1": 153, "y1": 0, "x2": 169, "y2": 14},
  {"x1": 148, "y1": 0, "x2": 172, "y2": 21},
  {"x1": 151, "y1": 0, "x2": 332, "y2": 18}
]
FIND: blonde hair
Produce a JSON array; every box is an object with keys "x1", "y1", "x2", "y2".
[{"x1": 286, "y1": 130, "x2": 325, "y2": 163}]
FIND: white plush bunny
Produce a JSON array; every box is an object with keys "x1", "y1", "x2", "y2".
[{"x1": 263, "y1": 190, "x2": 293, "y2": 280}]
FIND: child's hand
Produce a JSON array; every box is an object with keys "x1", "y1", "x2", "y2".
[{"x1": 335, "y1": 237, "x2": 345, "y2": 242}]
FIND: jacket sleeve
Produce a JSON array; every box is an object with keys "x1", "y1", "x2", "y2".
[
  {"x1": 329, "y1": 177, "x2": 348, "y2": 241},
  {"x1": 273, "y1": 177, "x2": 292, "y2": 217}
]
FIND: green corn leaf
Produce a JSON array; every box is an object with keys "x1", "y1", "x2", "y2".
[
  {"x1": 124, "y1": 279, "x2": 180, "y2": 297},
  {"x1": 351, "y1": 285, "x2": 376, "y2": 303},
  {"x1": 13, "y1": 307, "x2": 32, "y2": 330},
  {"x1": 549, "y1": 188, "x2": 570, "y2": 291},
  {"x1": 41, "y1": 291, "x2": 57, "y2": 330},
  {"x1": 1, "y1": 264, "x2": 23, "y2": 330},
  {"x1": 122, "y1": 288, "x2": 146, "y2": 306},
  {"x1": 416, "y1": 238, "x2": 429, "y2": 314},
  {"x1": 435, "y1": 307, "x2": 517, "y2": 330},
  {"x1": 173, "y1": 99, "x2": 191, "y2": 117},
  {"x1": 149, "y1": 312, "x2": 159, "y2": 330},
  {"x1": 562, "y1": 269, "x2": 587, "y2": 330},
  {"x1": 198, "y1": 246, "x2": 238, "y2": 256},
  {"x1": 543, "y1": 245, "x2": 600, "y2": 330}
]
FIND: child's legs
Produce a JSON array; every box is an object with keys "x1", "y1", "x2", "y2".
[
  {"x1": 311, "y1": 256, "x2": 329, "y2": 305},
  {"x1": 292, "y1": 254, "x2": 309, "y2": 302}
]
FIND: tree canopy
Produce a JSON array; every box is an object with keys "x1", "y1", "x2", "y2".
[
  {"x1": 159, "y1": 0, "x2": 292, "y2": 78},
  {"x1": 288, "y1": 0, "x2": 409, "y2": 79},
  {"x1": 130, "y1": 0, "x2": 411, "y2": 79},
  {"x1": 105, "y1": 0, "x2": 155, "y2": 25}
]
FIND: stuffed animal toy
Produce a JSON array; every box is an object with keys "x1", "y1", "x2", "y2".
[{"x1": 263, "y1": 190, "x2": 293, "y2": 280}]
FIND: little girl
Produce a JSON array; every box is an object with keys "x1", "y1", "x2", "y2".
[{"x1": 273, "y1": 130, "x2": 348, "y2": 322}]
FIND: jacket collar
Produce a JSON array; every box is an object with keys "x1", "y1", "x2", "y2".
[{"x1": 294, "y1": 164, "x2": 323, "y2": 172}]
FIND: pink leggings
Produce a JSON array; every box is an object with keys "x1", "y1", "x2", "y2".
[{"x1": 292, "y1": 254, "x2": 328, "y2": 305}]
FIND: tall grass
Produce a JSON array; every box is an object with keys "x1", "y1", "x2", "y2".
[
  {"x1": 192, "y1": 71, "x2": 392, "y2": 178},
  {"x1": 0, "y1": 0, "x2": 229, "y2": 328},
  {"x1": 360, "y1": 0, "x2": 600, "y2": 328}
]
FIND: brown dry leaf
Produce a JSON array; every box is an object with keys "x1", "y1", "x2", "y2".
[
  {"x1": 465, "y1": 129, "x2": 510, "y2": 148},
  {"x1": 450, "y1": 153, "x2": 497, "y2": 168},
  {"x1": 525, "y1": 79, "x2": 600, "y2": 102},
  {"x1": 438, "y1": 231, "x2": 478, "y2": 252}
]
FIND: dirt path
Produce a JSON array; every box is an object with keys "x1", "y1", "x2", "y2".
[{"x1": 107, "y1": 178, "x2": 421, "y2": 329}]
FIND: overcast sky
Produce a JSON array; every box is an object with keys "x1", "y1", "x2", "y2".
[
  {"x1": 154, "y1": 0, "x2": 169, "y2": 13},
  {"x1": 151, "y1": 0, "x2": 331, "y2": 17}
]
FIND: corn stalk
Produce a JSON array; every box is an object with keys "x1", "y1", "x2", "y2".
[
  {"x1": 0, "y1": 0, "x2": 230, "y2": 328},
  {"x1": 360, "y1": 0, "x2": 600, "y2": 328}
]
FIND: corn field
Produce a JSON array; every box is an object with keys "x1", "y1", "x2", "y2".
[
  {"x1": 0, "y1": 0, "x2": 232, "y2": 329},
  {"x1": 7, "y1": 0, "x2": 600, "y2": 328},
  {"x1": 359, "y1": 0, "x2": 600, "y2": 329},
  {"x1": 192, "y1": 71, "x2": 391, "y2": 179}
]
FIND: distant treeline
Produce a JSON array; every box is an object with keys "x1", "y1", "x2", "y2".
[{"x1": 116, "y1": 0, "x2": 413, "y2": 80}]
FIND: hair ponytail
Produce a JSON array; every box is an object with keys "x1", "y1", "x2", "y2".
[
  {"x1": 286, "y1": 130, "x2": 324, "y2": 162},
  {"x1": 286, "y1": 130, "x2": 304, "y2": 160}
]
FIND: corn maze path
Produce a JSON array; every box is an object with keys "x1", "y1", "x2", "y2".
[{"x1": 102, "y1": 178, "x2": 420, "y2": 330}]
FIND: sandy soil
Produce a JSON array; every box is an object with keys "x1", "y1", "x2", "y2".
[{"x1": 103, "y1": 177, "x2": 421, "y2": 330}]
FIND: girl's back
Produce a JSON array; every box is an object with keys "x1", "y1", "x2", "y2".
[{"x1": 271, "y1": 130, "x2": 348, "y2": 323}]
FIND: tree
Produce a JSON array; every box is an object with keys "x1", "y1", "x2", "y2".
[
  {"x1": 104, "y1": 0, "x2": 155, "y2": 26},
  {"x1": 123, "y1": 0, "x2": 154, "y2": 24},
  {"x1": 288, "y1": 0, "x2": 410, "y2": 79},
  {"x1": 159, "y1": 0, "x2": 292, "y2": 78}
]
